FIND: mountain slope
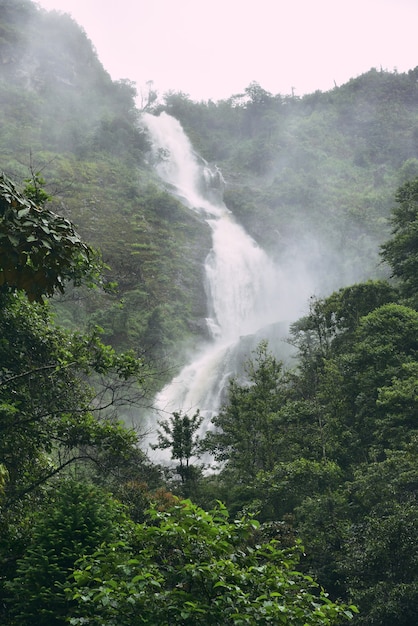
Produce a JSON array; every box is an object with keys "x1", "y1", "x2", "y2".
[{"x1": 2, "y1": 0, "x2": 418, "y2": 381}]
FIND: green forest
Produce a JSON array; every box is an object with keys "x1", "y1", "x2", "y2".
[{"x1": 0, "y1": 0, "x2": 417, "y2": 624}]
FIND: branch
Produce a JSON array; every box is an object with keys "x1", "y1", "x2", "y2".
[
  {"x1": 0, "y1": 361, "x2": 78, "y2": 387},
  {"x1": 5, "y1": 453, "x2": 100, "y2": 507}
]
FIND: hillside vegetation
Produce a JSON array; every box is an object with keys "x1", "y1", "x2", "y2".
[
  {"x1": 0, "y1": 0, "x2": 211, "y2": 379},
  {"x1": 4, "y1": 0, "x2": 418, "y2": 368}
]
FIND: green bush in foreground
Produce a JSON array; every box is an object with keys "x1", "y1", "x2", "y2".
[{"x1": 68, "y1": 499, "x2": 356, "y2": 625}]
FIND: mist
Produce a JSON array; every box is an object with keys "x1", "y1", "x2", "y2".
[
  {"x1": 140, "y1": 112, "x2": 310, "y2": 460},
  {"x1": 1, "y1": 1, "x2": 410, "y2": 439}
]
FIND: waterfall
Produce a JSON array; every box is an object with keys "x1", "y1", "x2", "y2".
[{"x1": 141, "y1": 112, "x2": 302, "y2": 451}]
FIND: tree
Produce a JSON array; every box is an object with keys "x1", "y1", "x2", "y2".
[
  {"x1": 288, "y1": 288, "x2": 413, "y2": 466},
  {"x1": 203, "y1": 342, "x2": 288, "y2": 482},
  {"x1": 4, "y1": 479, "x2": 128, "y2": 626},
  {"x1": 292, "y1": 299, "x2": 418, "y2": 617},
  {"x1": 380, "y1": 177, "x2": 418, "y2": 301},
  {"x1": 0, "y1": 292, "x2": 144, "y2": 508},
  {"x1": 153, "y1": 410, "x2": 203, "y2": 488},
  {"x1": 255, "y1": 458, "x2": 343, "y2": 523},
  {"x1": 350, "y1": 302, "x2": 418, "y2": 455},
  {"x1": 289, "y1": 282, "x2": 399, "y2": 396},
  {"x1": 342, "y1": 445, "x2": 418, "y2": 625},
  {"x1": 0, "y1": 171, "x2": 98, "y2": 302},
  {"x1": 375, "y1": 360, "x2": 418, "y2": 448},
  {"x1": 0, "y1": 172, "x2": 147, "y2": 506},
  {"x1": 68, "y1": 499, "x2": 356, "y2": 625},
  {"x1": 0, "y1": 172, "x2": 154, "y2": 624}
]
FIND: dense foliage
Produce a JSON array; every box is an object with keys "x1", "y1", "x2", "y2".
[
  {"x1": 0, "y1": 172, "x2": 96, "y2": 301},
  {"x1": 67, "y1": 499, "x2": 355, "y2": 626},
  {"x1": 0, "y1": 173, "x2": 349, "y2": 624},
  {"x1": 194, "y1": 186, "x2": 418, "y2": 622}
]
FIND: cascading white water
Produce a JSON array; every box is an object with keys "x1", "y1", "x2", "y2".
[
  {"x1": 141, "y1": 112, "x2": 303, "y2": 445},
  {"x1": 205, "y1": 215, "x2": 283, "y2": 341}
]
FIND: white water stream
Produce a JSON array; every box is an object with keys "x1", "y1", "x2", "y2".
[{"x1": 141, "y1": 112, "x2": 305, "y2": 452}]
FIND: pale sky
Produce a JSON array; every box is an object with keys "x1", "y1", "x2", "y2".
[{"x1": 36, "y1": 0, "x2": 418, "y2": 102}]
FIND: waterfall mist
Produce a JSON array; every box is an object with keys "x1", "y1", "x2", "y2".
[{"x1": 141, "y1": 112, "x2": 315, "y2": 457}]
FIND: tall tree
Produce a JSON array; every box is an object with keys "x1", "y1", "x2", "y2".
[
  {"x1": 381, "y1": 177, "x2": 418, "y2": 302},
  {"x1": 350, "y1": 302, "x2": 418, "y2": 455},
  {"x1": 4, "y1": 479, "x2": 128, "y2": 626},
  {"x1": 153, "y1": 410, "x2": 203, "y2": 488},
  {"x1": 0, "y1": 174, "x2": 150, "y2": 620},
  {"x1": 0, "y1": 172, "x2": 146, "y2": 507},
  {"x1": 342, "y1": 445, "x2": 418, "y2": 626},
  {"x1": 0, "y1": 292, "x2": 144, "y2": 508},
  {"x1": 204, "y1": 342, "x2": 288, "y2": 482}
]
